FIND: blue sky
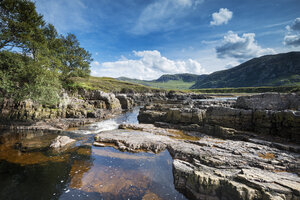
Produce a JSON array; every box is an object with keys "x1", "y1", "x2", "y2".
[{"x1": 35, "y1": 0, "x2": 300, "y2": 80}]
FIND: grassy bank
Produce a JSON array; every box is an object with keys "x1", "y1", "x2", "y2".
[
  {"x1": 68, "y1": 76, "x2": 300, "y2": 94},
  {"x1": 67, "y1": 76, "x2": 163, "y2": 93},
  {"x1": 188, "y1": 86, "x2": 300, "y2": 94}
]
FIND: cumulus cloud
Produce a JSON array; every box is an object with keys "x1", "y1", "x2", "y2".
[
  {"x1": 284, "y1": 17, "x2": 300, "y2": 47},
  {"x1": 210, "y1": 8, "x2": 233, "y2": 26},
  {"x1": 284, "y1": 35, "x2": 300, "y2": 47},
  {"x1": 216, "y1": 31, "x2": 275, "y2": 59},
  {"x1": 290, "y1": 18, "x2": 300, "y2": 31},
  {"x1": 131, "y1": 0, "x2": 203, "y2": 35},
  {"x1": 91, "y1": 50, "x2": 205, "y2": 80}
]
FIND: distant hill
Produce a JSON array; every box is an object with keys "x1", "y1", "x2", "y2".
[
  {"x1": 117, "y1": 74, "x2": 198, "y2": 89},
  {"x1": 155, "y1": 73, "x2": 199, "y2": 82},
  {"x1": 117, "y1": 52, "x2": 300, "y2": 90},
  {"x1": 191, "y1": 52, "x2": 300, "y2": 89}
]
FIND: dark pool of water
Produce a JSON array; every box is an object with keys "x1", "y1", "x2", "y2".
[{"x1": 0, "y1": 108, "x2": 188, "y2": 200}]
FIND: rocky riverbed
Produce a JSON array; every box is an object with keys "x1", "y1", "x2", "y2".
[
  {"x1": 0, "y1": 91, "x2": 299, "y2": 200},
  {"x1": 95, "y1": 123, "x2": 300, "y2": 199},
  {"x1": 93, "y1": 92, "x2": 300, "y2": 200}
]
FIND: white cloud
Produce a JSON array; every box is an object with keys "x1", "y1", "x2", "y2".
[
  {"x1": 284, "y1": 35, "x2": 300, "y2": 47},
  {"x1": 290, "y1": 18, "x2": 300, "y2": 31},
  {"x1": 216, "y1": 31, "x2": 275, "y2": 59},
  {"x1": 284, "y1": 17, "x2": 300, "y2": 47},
  {"x1": 91, "y1": 50, "x2": 205, "y2": 80},
  {"x1": 210, "y1": 8, "x2": 233, "y2": 26},
  {"x1": 131, "y1": 0, "x2": 203, "y2": 35}
]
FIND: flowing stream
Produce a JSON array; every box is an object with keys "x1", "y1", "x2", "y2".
[{"x1": 0, "y1": 107, "x2": 187, "y2": 200}]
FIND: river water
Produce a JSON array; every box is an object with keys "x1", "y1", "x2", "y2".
[{"x1": 0, "y1": 107, "x2": 187, "y2": 200}]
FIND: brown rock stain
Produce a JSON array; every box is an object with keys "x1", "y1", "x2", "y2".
[{"x1": 258, "y1": 152, "x2": 275, "y2": 159}]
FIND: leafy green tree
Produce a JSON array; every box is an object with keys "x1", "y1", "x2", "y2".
[
  {"x1": 43, "y1": 24, "x2": 64, "y2": 70},
  {"x1": 61, "y1": 33, "x2": 92, "y2": 78},
  {"x1": 0, "y1": 51, "x2": 60, "y2": 105},
  {"x1": 0, "y1": 0, "x2": 46, "y2": 60},
  {"x1": 0, "y1": 0, "x2": 93, "y2": 106}
]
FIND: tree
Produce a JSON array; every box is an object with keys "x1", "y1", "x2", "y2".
[
  {"x1": 43, "y1": 24, "x2": 64, "y2": 70},
  {"x1": 61, "y1": 33, "x2": 92, "y2": 78},
  {"x1": 0, "y1": 0, "x2": 46, "y2": 60},
  {"x1": 0, "y1": 0, "x2": 93, "y2": 105},
  {"x1": 0, "y1": 51, "x2": 60, "y2": 105}
]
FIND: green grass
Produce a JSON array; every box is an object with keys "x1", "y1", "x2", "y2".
[
  {"x1": 145, "y1": 80, "x2": 195, "y2": 90},
  {"x1": 67, "y1": 76, "x2": 163, "y2": 93},
  {"x1": 118, "y1": 79, "x2": 196, "y2": 90},
  {"x1": 67, "y1": 76, "x2": 300, "y2": 94},
  {"x1": 186, "y1": 85, "x2": 300, "y2": 94}
]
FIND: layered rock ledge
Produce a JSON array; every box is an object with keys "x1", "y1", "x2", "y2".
[
  {"x1": 94, "y1": 124, "x2": 300, "y2": 200},
  {"x1": 138, "y1": 93, "x2": 300, "y2": 144},
  {"x1": 95, "y1": 93, "x2": 300, "y2": 200}
]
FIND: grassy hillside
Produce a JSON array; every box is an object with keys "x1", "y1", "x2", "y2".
[
  {"x1": 146, "y1": 80, "x2": 195, "y2": 89},
  {"x1": 191, "y1": 52, "x2": 300, "y2": 89},
  {"x1": 68, "y1": 76, "x2": 300, "y2": 94},
  {"x1": 187, "y1": 86, "x2": 300, "y2": 94},
  {"x1": 155, "y1": 73, "x2": 199, "y2": 82},
  {"x1": 67, "y1": 76, "x2": 163, "y2": 93},
  {"x1": 117, "y1": 77, "x2": 196, "y2": 90}
]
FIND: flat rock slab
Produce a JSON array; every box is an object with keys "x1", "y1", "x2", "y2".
[{"x1": 95, "y1": 126, "x2": 300, "y2": 200}]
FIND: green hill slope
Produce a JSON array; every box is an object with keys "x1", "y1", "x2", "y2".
[
  {"x1": 117, "y1": 75, "x2": 196, "y2": 90},
  {"x1": 67, "y1": 76, "x2": 163, "y2": 93},
  {"x1": 191, "y1": 52, "x2": 300, "y2": 89}
]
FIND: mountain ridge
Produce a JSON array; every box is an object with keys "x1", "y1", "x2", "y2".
[
  {"x1": 191, "y1": 51, "x2": 300, "y2": 89},
  {"x1": 117, "y1": 51, "x2": 300, "y2": 89}
]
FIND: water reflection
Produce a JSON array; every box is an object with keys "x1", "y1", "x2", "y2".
[
  {"x1": 0, "y1": 107, "x2": 188, "y2": 200},
  {"x1": 62, "y1": 147, "x2": 185, "y2": 200}
]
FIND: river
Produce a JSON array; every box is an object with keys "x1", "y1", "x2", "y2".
[{"x1": 0, "y1": 107, "x2": 187, "y2": 200}]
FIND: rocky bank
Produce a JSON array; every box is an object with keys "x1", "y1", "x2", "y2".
[
  {"x1": 138, "y1": 93, "x2": 300, "y2": 144},
  {"x1": 0, "y1": 89, "x2": 170, "y2": 130},
  {"x1": 94, "y1": 92, "x2": 300, "y2": 200},
  {"x1": 1, "y1": 90, "x2": 300, "y2": 200}
]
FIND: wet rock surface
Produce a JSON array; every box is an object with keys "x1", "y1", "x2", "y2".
[{"x1": 95, "y1": 125, "x2": 300, "y2": 200}]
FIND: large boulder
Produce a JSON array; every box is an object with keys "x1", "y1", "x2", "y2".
[
  {"x1": 235, "y1": 93, "x2": 300, "y2": 110},
  {"x1": 116, "y1": 94, "x2": 134, "y2": 110},
  {"x1": 138, "y1": 110, "x2": 167, "y2": 124},
  {"x1": 165, "y1": 108, "x2": 205, "y2": 125},
  {"x1": 78, "y1": 89, "x2": 122, "y2": 110},
  {"x1": 205, "y1": 107, "x2": 253, "y2": 131}
]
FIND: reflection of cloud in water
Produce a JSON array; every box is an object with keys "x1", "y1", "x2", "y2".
[
  {"x1": 67, "y1": 147, "x2": 185, "y2": 200},
  {"x1": 69, "y1": 163, "x2": 153, "y2": 199}
]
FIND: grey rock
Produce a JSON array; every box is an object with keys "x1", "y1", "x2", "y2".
[
  {"x1": 235, "y1": 93, "x2": 300, "y2": 111},
  {"x1": 95, "y1": 127, "x2": 300, "y2": 200}
]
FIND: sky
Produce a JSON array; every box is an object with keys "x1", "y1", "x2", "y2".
[{"x1": 35, "y1": 0, "x2": 300, "y2": 80}]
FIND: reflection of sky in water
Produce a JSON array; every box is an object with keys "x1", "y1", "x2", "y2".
[
  {"x1": 60, "y1": 147, "x2": 187, "y2": 200},
  {"x1": 0, "y1": 108, "x2": 188, "y2": 200}
]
